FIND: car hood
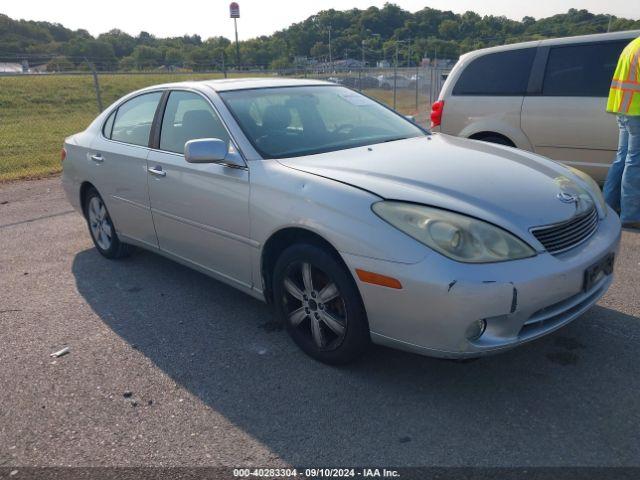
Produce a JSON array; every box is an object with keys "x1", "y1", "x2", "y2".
[{"x1": 277, "y1": 134, "x2": 592, "y2": 238}]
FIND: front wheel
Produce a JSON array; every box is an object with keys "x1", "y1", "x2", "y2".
[
  {"x1": 84, "y1": 188, "x2": 131, "y2": 259},
  {"x1": 273, "y1": 244, "x2": 370, "y2": 365}
]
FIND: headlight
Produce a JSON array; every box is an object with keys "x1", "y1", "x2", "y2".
[
  {"x1": 372, "y1": 202, "x2": 536, "y2": 263},
  {"x1": 567, "y1": 166, "x2": 607, "y2": 218}
]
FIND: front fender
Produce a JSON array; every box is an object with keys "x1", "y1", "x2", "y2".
[{"x1": 249, "y1": 160, "x2": 429, "y2": 265}]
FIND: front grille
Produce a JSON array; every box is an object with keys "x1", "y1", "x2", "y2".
[{"x1": 531, "y1": 207, "x2": 598, "y2": 254}]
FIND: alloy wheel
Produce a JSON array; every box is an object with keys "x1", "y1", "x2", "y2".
[
  {"x1": 87, "y1": 196, "x2": 113, "y2": 251},
  {"x1": 282, "y1": 262, "x2": 348, "y2": 350}
]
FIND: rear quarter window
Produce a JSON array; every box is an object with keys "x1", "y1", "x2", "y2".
[
  {"x1": 452, "y1": 48, "x2": 536, "y2": 96},
  {"x1": 542, "y1": 40, "x2": 629, "y2": 97},
  {"x1": 102, "y1": 110, "x2": 115, "y2": 138}
]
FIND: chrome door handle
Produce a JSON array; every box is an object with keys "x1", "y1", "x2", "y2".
[
  {"x1": 148, "y1": 166, "x2": 166, "y2": 177},
  {"x1": 90, "y1": 154, "x2": 104, "y2": 163}
]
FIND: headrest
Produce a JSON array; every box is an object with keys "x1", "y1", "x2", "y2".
[
  {"x1": 262, "y1": 105, "x2": 291, "y2": 131},
  {"x1": 182, "y1": 109, "x2": 215, "y2": 128}
]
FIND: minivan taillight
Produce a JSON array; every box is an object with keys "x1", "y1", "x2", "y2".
[
  {"x1": 61, "y1": 147, "x2": 67, "y2": 163},
  {"x1": 430, "y1": 100, "x2": 444, "y2": 128}
]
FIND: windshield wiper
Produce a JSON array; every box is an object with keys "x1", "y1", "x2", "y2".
[{"x1": 379, "y1": 136, "x2": 409, "y2": 144}]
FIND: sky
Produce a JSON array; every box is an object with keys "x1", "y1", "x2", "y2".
[{"x1": 2, "y1": 0, "x2": 640, "y2": 41}]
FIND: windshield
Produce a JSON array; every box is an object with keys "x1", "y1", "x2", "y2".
[{"x1": 220, "y1": 86, "x2": 426, "y2": 159}]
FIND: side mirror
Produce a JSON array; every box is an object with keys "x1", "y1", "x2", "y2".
[
  {"x1": 184, "y1": 138, "x2": 228, "y2": 163},
  {"x1": 184, "y1": 138, "x2": 246, "y2": 169}
]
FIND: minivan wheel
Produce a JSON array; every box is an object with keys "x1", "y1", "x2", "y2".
[
  {"x1": 84, "y1": 188, "x2": 131, "y2": 259},
  {"x1": 476, "y1": 134, "x2": 514, "y2": 147},
  {"x1": 273, "y1": 244, "x2": 370, "y2": 365}
]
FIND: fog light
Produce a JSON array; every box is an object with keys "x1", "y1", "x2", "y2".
[{"x1": 466, "y1": 319, "x2": 487, "y2": 341}]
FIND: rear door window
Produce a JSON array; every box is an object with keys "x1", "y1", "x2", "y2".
[
  {"x1": 453, "y1": 48, "x2": 536, "y2": 96},
  {"x1": 542, "y1": 41, "x2": 629, "y2": 97},
  {"x1": 111, "y1": 92, "x2": 162, "y2": 147}
]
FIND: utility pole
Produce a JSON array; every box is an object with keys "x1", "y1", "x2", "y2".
[
  {"x1": 328, "y1": 26, "x2": 333, "y2": 73},
  {"x1": 607, "y1": 15, "x2": 613, "y2": 32},
  {"x1": 415, "y1": 49, "x2": 420, "y2": 112},
  {"x1": 394, "y1": 42, "x2": 399, "y2": 110},
  {"x1": 230, "y1": 2, "x2": 240, "y2": 69}
]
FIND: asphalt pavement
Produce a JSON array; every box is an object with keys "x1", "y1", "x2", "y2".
[{"x1": 1, "y1": 177, "x2": 639, "y2": 467}]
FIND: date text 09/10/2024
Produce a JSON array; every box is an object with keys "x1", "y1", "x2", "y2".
[{"x1": 232, "y1": 468, "x2": 400, "y2": 478}]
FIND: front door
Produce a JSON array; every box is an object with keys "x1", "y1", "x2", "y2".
[{"x1": 146, "y1": 90, "x2": 252, "y2": 288}]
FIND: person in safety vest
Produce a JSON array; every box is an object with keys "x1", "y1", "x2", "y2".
[{"x1": 603, "y1": 36, "x2": 640, "y2": 229}]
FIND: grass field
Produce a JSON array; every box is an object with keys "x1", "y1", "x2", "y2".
[{"x1": 0, "y1": 73, "x2": 428, "y2": 182}]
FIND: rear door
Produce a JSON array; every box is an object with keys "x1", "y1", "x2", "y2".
[
  {"x1": 146, "y1": 90, "x2": 252, "y2": 287},
  {"x1": 521, "y1": 40, "x2": 629, "y2": 182},
  {"x1": 89, "y1": 91, "x2": 162, "y2": 248}
]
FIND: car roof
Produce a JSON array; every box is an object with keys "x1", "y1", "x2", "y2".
[
  {"x1": 201, "y1": 77, "x2": 331, "y2": 91},
  {"x1": 461, "y1": 29, "x2": 640, "y2": 60},
  {"x1": 111, "y1": 78, "x2": 339, "y2": 111},
  {"x1": 132, "y1": 77, "x2": 333, "y2": 96}
]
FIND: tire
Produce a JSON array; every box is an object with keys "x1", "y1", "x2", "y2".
[
  {"x1": 84, "y1": 188, "x2": 131, "y2": 259},
  {"x1": 273, "y1": 244, "x2": 370, "y2": 365},
  {"x1": 477, "y1": 135, "x2": 514, "y2": 147}
]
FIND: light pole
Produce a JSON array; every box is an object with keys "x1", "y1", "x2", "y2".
[
  {"x1": 360, "y1": 33, "x2": 380, "y2": 68},
  {"x1": 393, "y1": 39, "x2": 409, "y2": 110},
  {"x1": 360, "y1": 33, "x2": 380, "y2": 91}
]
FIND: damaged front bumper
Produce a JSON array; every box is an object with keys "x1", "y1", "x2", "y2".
[{"x1": 343, "y1": 210, "x2": 621, "y2": 359}]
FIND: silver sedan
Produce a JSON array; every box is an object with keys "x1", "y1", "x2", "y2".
[{"x1": 62, "y1": 78, "x2": 621, "y2": 364}]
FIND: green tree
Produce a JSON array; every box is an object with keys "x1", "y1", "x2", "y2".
[
  {"x1": 132, "y1": 45, "x2": 163, "y2": 68},
  {"x1": 164, "y1": 47, "x2": 184, "y2": 67}
]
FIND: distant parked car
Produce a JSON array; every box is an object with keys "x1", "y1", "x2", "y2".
[
  {"x1": 377, "y1": 74, "x2": 411, "y2": 90},
  {"x1": 337, "y1": 76, "x2": 359, "y2": 88},
  {"x1": 339, "y1": 75, "x2": 379, "y2": 89},
  {"x1": 359, "y1": 75, "x2": 379, "y2": 89},
  {"x1": 432, "y1": 30, "x2": 640, "y2": 183}
]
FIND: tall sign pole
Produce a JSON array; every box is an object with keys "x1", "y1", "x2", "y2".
[{"x1": 230, "y1": 2, "x2": 240, "y2": 68}]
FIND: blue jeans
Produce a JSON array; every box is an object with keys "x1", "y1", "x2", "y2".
[{"x1": 603, "y1": 115, "x2": 640, "y2": 223}]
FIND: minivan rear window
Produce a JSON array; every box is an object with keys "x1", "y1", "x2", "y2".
[
  {"x1": 452, "y1": 48, "x2": 536, "y2": 96},
  {"x1": 542, "y1": 41, "x2": 629, "y2": 97}
]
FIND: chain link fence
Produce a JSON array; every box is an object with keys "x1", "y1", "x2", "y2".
[
  {"x1": 0, "y1": 66, "x2": 452, "y2": 180},
  {"x1": 1, "y1": 65, "x2": 452, "y2": 128}
]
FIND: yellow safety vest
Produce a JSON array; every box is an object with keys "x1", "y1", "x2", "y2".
[{"x1": 607, "y1": 37, "x2": 640, "y2": 116}]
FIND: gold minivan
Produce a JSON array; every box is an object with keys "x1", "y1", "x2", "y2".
[{"x1": 432, "y1": 30, "x2": 640, "y2": 183}]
